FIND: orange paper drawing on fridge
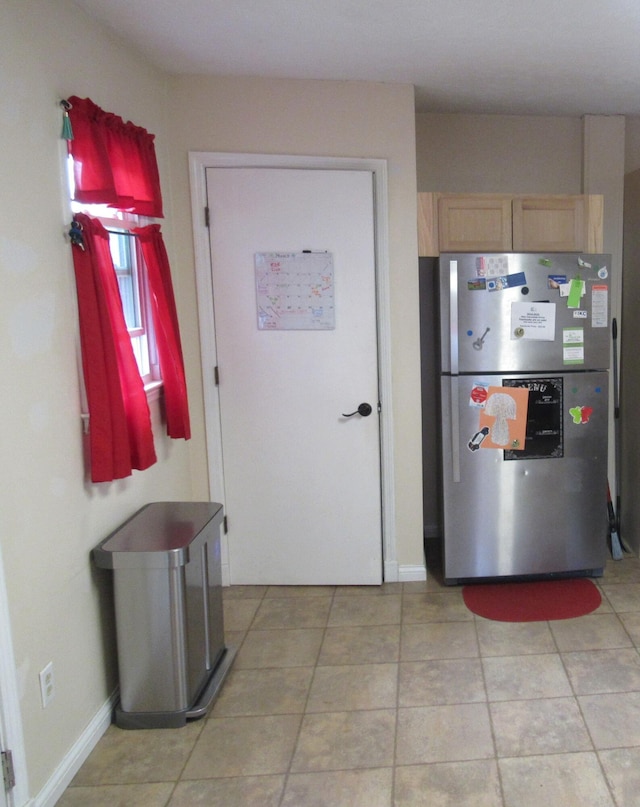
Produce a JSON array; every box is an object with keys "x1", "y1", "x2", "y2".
[{"x1": 478, "y1": 386, "x2": 529, "y2": 449}]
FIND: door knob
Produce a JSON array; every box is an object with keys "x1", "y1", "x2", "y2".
[{"x1": 342, "y1": 403, "x2": 373, "y2": 417}]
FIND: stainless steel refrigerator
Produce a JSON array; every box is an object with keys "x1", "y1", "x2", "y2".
[{"x1": 437, "y1": 253, "x2": 610, "y2": 584}]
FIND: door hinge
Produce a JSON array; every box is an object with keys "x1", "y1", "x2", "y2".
[
  {"x1": 204, "y1": 206, "x2": 210, "y2": 228},
  {"x1": 2, "y1": 749, "x2": 15, "y2": 792},
  {"x1": 223, "y1": 515, "x2": 228, "y2": 534},
  {"x1": 214, "y1": 366, "x2": 220, "y2": 386}
]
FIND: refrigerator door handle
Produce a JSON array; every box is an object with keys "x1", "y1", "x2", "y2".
[
  {"x1": 450, "y1": 376, "x2": 461, "y2": 483},
  {"x1": 449, "y1": 260, "x2": 459, "y2": 375}
]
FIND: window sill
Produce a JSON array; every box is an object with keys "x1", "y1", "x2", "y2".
[{"x1": 145, "y1": 380, "x2": 163, "y2": 403}]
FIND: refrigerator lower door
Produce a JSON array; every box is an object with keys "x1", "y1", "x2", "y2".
[{"x1": 440, "y1": 372, "x2": 608, "y2": 583}]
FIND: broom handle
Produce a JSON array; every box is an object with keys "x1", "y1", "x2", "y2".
[
  {"x1": 612, "y1": 318, "x2": 621, "y2": 529},
  {"x1": 613, "y1": 318, "x2": 619, "y2": 417}
]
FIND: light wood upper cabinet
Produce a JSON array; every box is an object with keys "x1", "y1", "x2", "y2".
[
  {"x1": 512, "y1": 196, "x2": 585, "y2": 252},
  {"x1": 438, "y1": 195, "x2": 512, "y2": 253},
  {"x1": 418, "y1": 192, "x2": 604, "y2": 256}
]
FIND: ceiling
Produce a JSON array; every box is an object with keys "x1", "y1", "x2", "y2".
[{"x1": 72, "y1": 0, "x2": 640, "y2": 116}]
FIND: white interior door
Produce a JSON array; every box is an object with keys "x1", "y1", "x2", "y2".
[{"x1": 206, "y1": 167, "x2": 382, "y2": 585}]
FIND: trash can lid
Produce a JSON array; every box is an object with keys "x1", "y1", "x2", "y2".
[{"x1": 93, "y1": 501, "x2": 223, "y2": 568}]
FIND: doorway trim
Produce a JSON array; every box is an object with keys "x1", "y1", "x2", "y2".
[
  {"x1": 189, "y1": 152, "x2": 397, "y2": 583},
  {"x1": 0, "y1": 545, "x2": 28, "y2": 807}
]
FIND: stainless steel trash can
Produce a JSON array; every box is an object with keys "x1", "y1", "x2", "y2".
[{"x1": 93, "y1": 501, "x2": 235, "y2": 729}]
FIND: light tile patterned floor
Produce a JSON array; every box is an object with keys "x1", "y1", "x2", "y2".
[{"x1": 57, "y1": 549, "x2": 640, "y2": 806}]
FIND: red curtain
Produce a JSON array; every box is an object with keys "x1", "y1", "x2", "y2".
[
  {"x1": 134, "y1": 225, "x2": 191, "y2": 439},
  {"x1": 71, "y1": 214, "x2": 157, "y2": 482},
  {"x1": 67, "y1": 97, "x2": 163, "y2": 217}
]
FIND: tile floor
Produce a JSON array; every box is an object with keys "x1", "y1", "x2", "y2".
[{"x1": 57, "y1": 548, "x2": 640, "y2": 806}]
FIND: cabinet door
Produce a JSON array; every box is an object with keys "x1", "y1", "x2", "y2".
[
  {"x1": 512, "y1": 196, "x2": 585, "y2": 252},
  {"x1": 438, "y1": 195, "x2": 512, "y2": 252}
]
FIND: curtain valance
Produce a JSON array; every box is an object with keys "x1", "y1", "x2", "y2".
[{"x1": 67, "y1": 96, "x2": 164, "y2": 217}]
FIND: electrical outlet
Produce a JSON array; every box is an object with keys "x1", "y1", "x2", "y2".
[{"x1": 39, "y1": 662, "x2": 55, "y2": 708}]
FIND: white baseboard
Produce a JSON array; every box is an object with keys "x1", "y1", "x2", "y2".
[
  {"x1": 221, "y1": 560, "x2": 427, "y2": 586},
  {"x1": 221, "y1": 562, "x2": 231, "y2": 587},
  {"x1": 398, "y1": 564, "x2": 427, "y2": 582},
  {"x1": 31, "y1": 690, "x2": 117, "y2": 807}
]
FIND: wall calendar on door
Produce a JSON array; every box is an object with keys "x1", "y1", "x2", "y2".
[{"x1": 255, "y1": 251, "x2": 335, "y2": 330}]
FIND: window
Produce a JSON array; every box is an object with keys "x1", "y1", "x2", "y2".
[
  {"x1": 64, "y1": 95, "x2": 190, "y2": 482},
  {"x1": 109, "y1": 223, "x2": 160, "y2": 386},
  {"x1": 67, "y1": 161, "x2": 160, "y2": 389}
]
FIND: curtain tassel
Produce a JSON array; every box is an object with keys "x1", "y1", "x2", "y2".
[{"x1": 60, "y1": 99, "x2": 74, "y2": 140}]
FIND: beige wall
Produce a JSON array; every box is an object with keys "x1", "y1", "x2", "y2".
[
  {"x1": 167, "y1": 75, "x2": 424, "y2": 572},
  {"x1": 415, "y1": 112, "x2": 640, "y2": 186},
  {"x1": 416, "y1": 113, "x2": 583, "y2": 193},
  {"x1": 0, "y1": 1, "x2": 193, "y2": 797}
]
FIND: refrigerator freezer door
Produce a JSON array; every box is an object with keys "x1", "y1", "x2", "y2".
[
  {"x1": 439, "y1": 254, "x2": 611, "y2": 374},
  {"x1": 440, "y1": 372, "x2": 608, "y2": 582}
]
